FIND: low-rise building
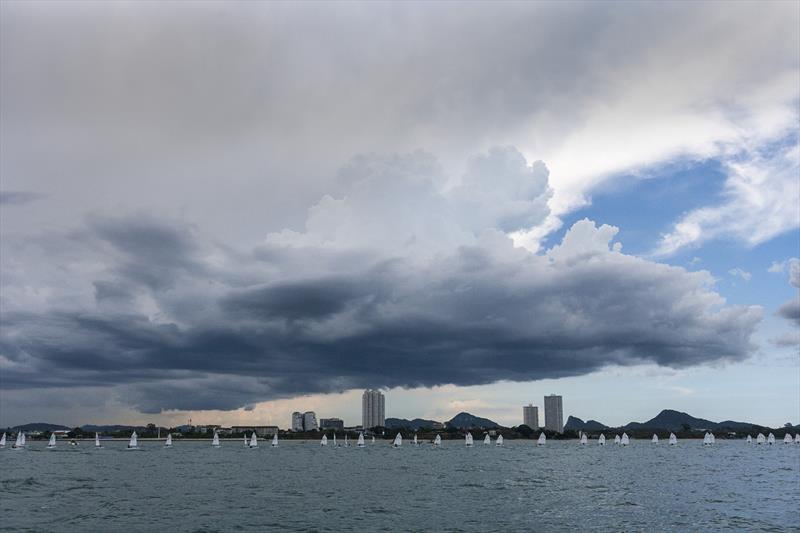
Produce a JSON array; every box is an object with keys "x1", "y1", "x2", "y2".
[
  {"x1": 232, "y1": 426, "x2": 279, "y2": 437},
  {"x1": 320, "y1": 418, "x2": 344, "y2": 430}
]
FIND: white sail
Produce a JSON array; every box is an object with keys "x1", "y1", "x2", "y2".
[
  {"x1": 371, "y1": 436, "x2": 375, "y2": 444},
  {"x1": 48, "y1": 433, "x2": 56, "y2": 448},
  {"x1": 669, "y1": 433, "x2": 677, "y2": 445},
  {"x1": 496, "y1": 435, "x2": 503, "y2": 446},
  {"x1": 0, "y1": 433, "x2": 6, "y2": 447},
  {"x1": 795, "y1": 434, "x2": 800, "y2": 444},
  {"x1": 357, "y1": 432, "x2": 365, "y2": 447},
  {"x1": 598, "y1": 434, "x2": 606, "y2": 445},
  {"x1": 651, "y1": 434, "x2": 659, "y2": 444},
  {"x1": 710, "y1": 433, "x2": 716, "y2": 444},
  {"x1": 413, "y1": 434, "x2": 418, "y2": 445},
  {"x1": 321, "y1": 434, "x2": 328, "y2": 446},
  {"x1": 243, "y1": 434, "x2": 248, "y2": 447},
  {"x1": 333, "y1": 434, "x2": 337, "y2": 447},
  {"x1": 465, "y1": 432, "x2": 473, "y2": 447},
  {"x1": 128, "y1": 431, "x2": 138, "y2": 449},
  {"x1": 614, "y1": 434, "x2": 621, "y2": 445},
  {"x1": 212, "y1": 431, "x2": 220, "y2": 447},
  {"x1": 484, "y1": 434, "x2": 491, "y2": 445},
  {"x1": 272, "y1": 433, "x2": 278, "y2": 447},
  {"x1": 433, "y1": 434, "x2": 442, "y2": 446},
  {"x1": 621, "y1": 433, "x2": 630, "y2": 446},
  {"x1": 249, "y1": 432, "x2": 258, "y2": 448},
  {"x1": 95, "y1": 433, "x2": 102, "y2": 448},
  {"x1": 537, "y1": 432, "x2": 546, "y2": 446},
  {"x1": 580, "y1": 433, "x2": 588, "y2": 445},
  {"x1": 164, "y1": 433, "x2": 172, "y2": 447},
  {"x1": 703, "y1": 432, "x2": 715, "y2": 445},
  {"x1": 783, "y1": 434, "x2": 792, "y2": 444},
  {"x1": 20, "y1": 432, "x2": 26, "y2": 446},
  {"x1": 756, "y1": 433, "x2": 766, "y2": 444},
  {"x1": 746, "y1": 435, "x2": 752, "y2": 444},
  {"x1": 393, "y1": 433, "x2": 402, "y2": 447},
  {"x1": 767, "y1": 433, "x2": 775, "y2": 445}
]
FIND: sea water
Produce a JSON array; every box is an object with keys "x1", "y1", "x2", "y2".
[{"x1": 1, "y1": 440, "x2": 798, "y2": 531}]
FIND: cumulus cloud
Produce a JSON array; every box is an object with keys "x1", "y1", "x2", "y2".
[
  {"x1": 728, "y1": 268, "x2": 752, "y2": 282},
  {"x1": 0, "y1": 150, "x2": 762, "y2": 412}
]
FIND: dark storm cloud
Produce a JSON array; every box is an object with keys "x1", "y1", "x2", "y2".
[
  {"x1": 0, "y1": 207, "x2": 761, "y2": 412},
  {"x1": 0, "y1": 191, "x2": 45, "y2": 206}
]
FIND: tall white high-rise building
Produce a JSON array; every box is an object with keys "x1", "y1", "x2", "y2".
[
  {"x1": 291, "y1": 411, "x2": 304, "y2": 431},
  {"x1": 544, "y1": 394, "x2": 563, "y2": 433},
  {"x1": 303, "y1": 411, "x2": 318, "y2": 431},
  {"x1": 361, "y1": 389, "x2": 385, "y2": 428},
  {"x1": 523, "y1": 404, "x2": 539, "y2": 429}
]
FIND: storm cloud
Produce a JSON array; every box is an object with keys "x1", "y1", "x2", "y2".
[{"x1": 0, "y1": 150, "x2": 761, "y2": 412}]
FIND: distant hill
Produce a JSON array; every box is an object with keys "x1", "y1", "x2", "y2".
[
  {"x1": 8, "y1": 422, "x2": 71, "y2": 432},
  {"x1": 564, "y1": 416, "x2": 607, "y2": 431},
  {"x1": 385, "y1": 418, "x2": 441, "y2": 430},
  {"x1": 624, "y1": 410, "x2": 717, "y2": 431},
  {"x1": 446, "y1": 412, "x2": 501, "y2": 429}
]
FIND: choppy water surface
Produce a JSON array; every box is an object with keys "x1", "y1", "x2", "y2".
[{"x1": 1, "y1": 439, "x2": 798, "y2": 531}]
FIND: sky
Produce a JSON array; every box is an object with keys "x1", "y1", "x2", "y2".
[{"x1": 1, "y1": 1, "x2": 798, "y2": 429}]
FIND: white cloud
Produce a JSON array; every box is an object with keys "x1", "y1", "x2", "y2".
[{"x1": 729, "y1": 268, "x2": 752, "y2": 282}]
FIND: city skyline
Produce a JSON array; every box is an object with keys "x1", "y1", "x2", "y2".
[{"x1": 1, "y1": 2, "x2": 798, "y2": 429}]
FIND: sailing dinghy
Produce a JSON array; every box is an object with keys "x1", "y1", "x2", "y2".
[
  {"x1": 783, "y1": 434, "x2": 792, "y2": 444},
  {"x1": 580, "y1": 433, "x2": 588, "y2": 445},
  {"x1": 47, "y1": 433, "x2": 56, "y2": 449},
  {"x1": 393, "y1": 433, "x2": 402, "y2": 447},
  {"x1": 756, "y1": 433, "x2": 766, "y2": 444},
  {"x1": 484, "y1": 434, "x2": 491, "y2": 446},
  {"x1": 127, "y1": 431, "x2": 139, "y2": 450},
  {"x1": 621, "y1": 433, "x2": 630, "y2": 446},
  {"x1": 669, "y1": 433, "x2": 677, "y2": 446},
  {"x1": 598, "y1": 434, "x2": 606, "y2": 446},
  {"x1": 496, "y1": 435, "x2": 503, "y2": 446},
  {"x1": 164, "y1": 433, "x2": 173, "y2": 447},
  {"x1": 614, "y1": 434, "x2": 621, "y2": 445},
  {"x1": 413, "y1": 434, "x2": 418, "y2": 446},
  {"x1": 651, "y1": 434, "x2": 658, "y2": 444},
  {"x1": 767, "y1": 433, "x2": 775, "y2": 445},
  {"x1": 433, "y1": 434, "x2": 442, "y2": 447},
  {"x1": 746, "y1": 435, "x2": 752, "y2": 444},
  {"x1": 537, "y1": 432, "x2": 546, "y2": 446},
  {"x1": 249, "y1": 433, "x2": 258, "y2": 448},
  {"x1": 12, "y1": 432, "x2": 25, "y2": 450},
  {"x1": 465, "y1": 433, "x2": 474, "y2": 447},
  {"x1": 272, "y1": 433, "x2": 278, "y2": 447},
  {"x1": 795, "y1": 434, "x2": 800, "y2": 444},
  {"x1": 212, "y1": 431, "x2": 220, "y2": 447},
  {"x1": 320, "y1": 434, "x2": 328, "y2": 446},
  {"x1": 357, "y1": 432, "x2": 365, "y2": 447},
  {"x1": 0, "y1": 433, "x2": 5, "y2": 447},
  {"x1": 371, "y1": 436, "x2": 375, "y2": 445},
  {"x1": 95, "y1": 433, "x2": 102, "y2": 448}
]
